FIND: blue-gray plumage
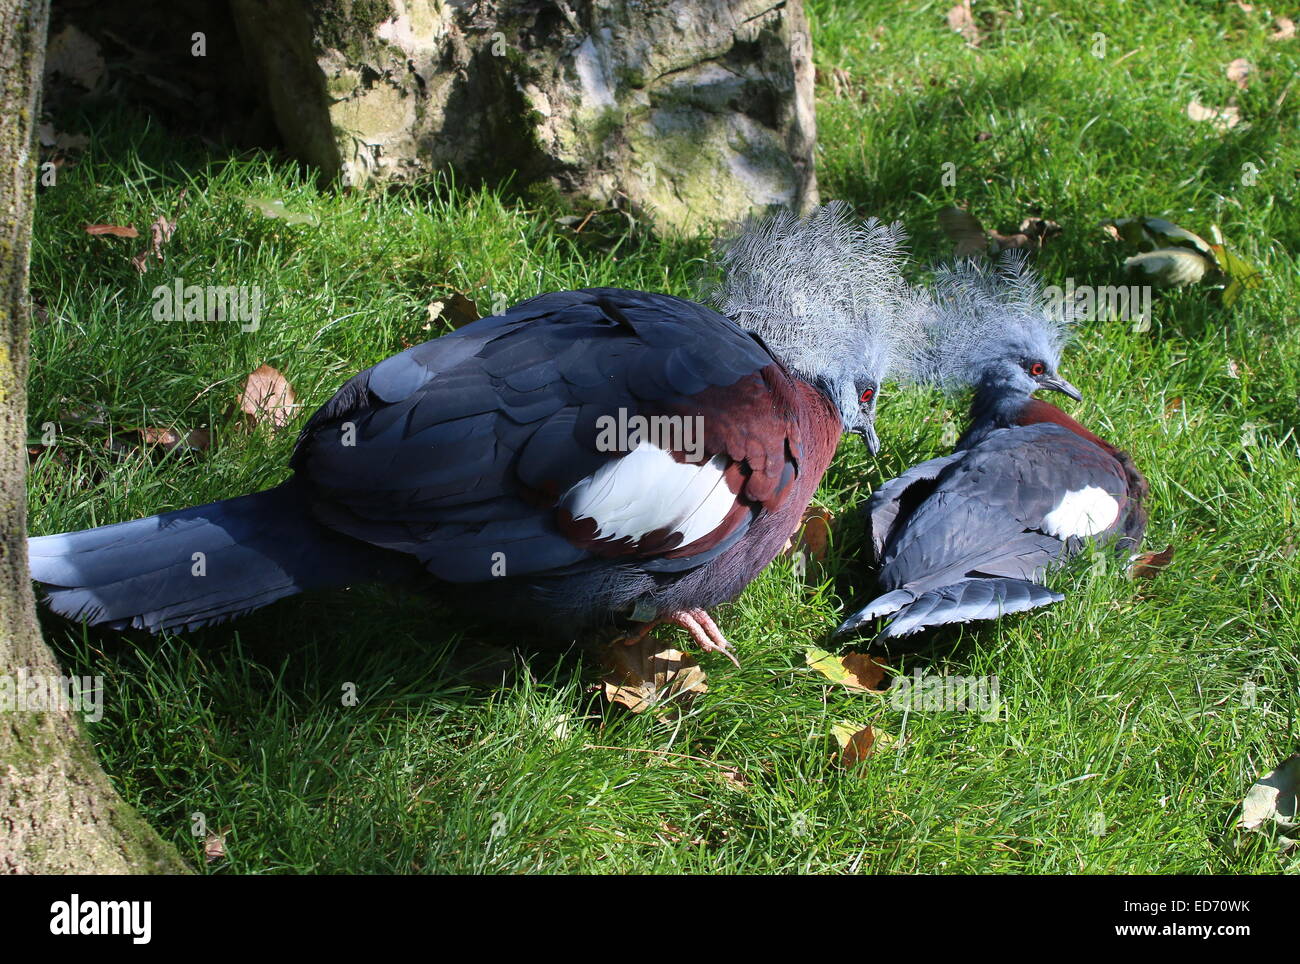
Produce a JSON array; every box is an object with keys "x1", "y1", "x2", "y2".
[
  {"x1": 837, "y1": 256, "x2": 1148, "y2": 640},
  {"x1": 29, "y1": 204, "x2": 916, "y2": 658}
]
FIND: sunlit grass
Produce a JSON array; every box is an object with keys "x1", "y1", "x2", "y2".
[{"x1": 25, "y1": 0, "x2": 1300, "y2": 872}]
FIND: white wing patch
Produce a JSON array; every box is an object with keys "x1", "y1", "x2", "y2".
[
  {"x1": 1041, "y1": 485, "x2": 1119, "y2": 539},
  {"x1": 560, "y1": 442, "x2": 734, "y2": 547}
]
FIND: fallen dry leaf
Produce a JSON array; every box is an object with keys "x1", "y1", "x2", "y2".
[
  {"x1": 841, "y1": 652, "x2": 891, "y2": 691},
  {"x1": 204, "y1": 830, "x2": 227, "y2": 864},
  {"x1": 238, "y1": 364, "x2": 297, "y2": 430},
  {"x1": 1226, "y1": 58, "x2": 1254, "y2": 89},
  {"x1": 783, "y1": 505, "x2": 833, "y2": 561},
  {"x1": 989, "y1": 231, "x2": 1035, "y2": 250},
  {"x1": 1238, "y1": 753, "x2": 1299, "y2": 851},
  {"x1": 946, "y1": 2, "x2": 981, "y2": 45},
  {"x1": 1187, "y1": 97, "x2": 1242, "y2": 132},
  {"x1": 718, "y1": 767, "x2": 750, "y2": 791},
  {"x1": 1269, "y1": 17, "x2": 1296, "y2": 41},
  {"x1": 1128, "y1": 544, "x2": 1175, "y2": 579},
  {"x1": 832, "y1": 722, "x2": 877, "y2": 769},
  {"x1": 601, "y1": 635, "x2": 708, "y2": 717},
  {"x1": 444, "y1": 292, "x2": 481, "y2": 329},
  {"x1": 84, "y1": 224, "x2": 138, "y2": 238},
  {"x1": 141, "y1": 426, "x2": 211, "y2": 453},
  {"x1": 132, "y1": 194, "x2": 187, "y2": 275},
  {"x1": 806, "y1": 646, "x2": 890, "y2": 693},
  {"x1": 1124, "y1": 248, "x2": 1215, "y2": 287},
  {"x1": 1017, "y1": 217, "x2": 1063, "y2": 244}
]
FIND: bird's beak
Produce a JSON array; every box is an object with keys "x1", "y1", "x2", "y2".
[
  {"x1": 857, "y1": 423, "x2": 881, "y2": 455},
  {"x1": 1038, "y1": 374, "x2": 1082, "y2": 401}
]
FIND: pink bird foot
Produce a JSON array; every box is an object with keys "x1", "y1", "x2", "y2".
[{"x1": 620, "y1": 608, "x2": 740, "y2": 667}]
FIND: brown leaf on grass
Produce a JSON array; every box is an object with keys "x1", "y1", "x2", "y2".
[
  {"x1": 1163, "y1": 396, "x2": 1183, "y2": 418},
  {"x1": 1017, "y1": 217, "x2": 1063, "y2": 245},
  {"x1": 1269, "y1": 17, "x2": 1296, "y2": 41},
  {"x1": 1232, "y1": 1, "x2": 1254, "y2": 12},
  {"x1": 1187, "y1": 97, "x2": 1242, "y2": 132},
  {"x1": 601, "y1": 635, "x2": 708, "y2": 717},
  {"x1": 718, "y1": 767, "x2": 750, "y2": 791},
  {"x1": 1227, "y1": 58, "x2": 1254, "y2": 89},
  {"x1": 132, "y1": 199, "x2": 185, "y2": 274},
  {"x1": 1127, "y1": 545, "x2": 1175, "y2": 579},
  {"x1": 84, "y1": 224, "x2": 139, "y2": 238},
  {"x1": 238, "y1": 364, "x2": 297, "y2": 430},
  {"x1": 444, "y1": 292, "x2": 481, "y2": 329},
  {"x1": 783, "y1": 505, "x2": 833, "y2": 561},
  {"x1": 141, "y1": 426, "x2": 211, "y2": 453},
  {"x1": 806, "y1": 646, "x2": 890, "y2": 693},
  {"x1": 204, "y1": 830, "x2": 227, "y2": 864},
  {"x1": 988, "y1": 231, "x2": 1035, "y2": 250},
  {"x1": 938, "y1": 206, "x2": 989, "y2": 258},
  {"x1": 833, "y1": 723, "x2": 877, "y2": 769},
  {"x1": 841, "y1": 652, "x2": 891, "y2": 691},
  {"x1": 830, "y1": 722, "x2": 895, "y2": 771},
  {"x1": 946, "y1": 2, "x2": 981, "y2": 45},
  {"x1": 148, "y1": 214, "x2": 177, "y2": 256}
]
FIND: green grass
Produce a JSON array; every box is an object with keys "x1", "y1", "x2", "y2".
[{"x1": 25, "y1": 0, "x2": 1300, "y2": 873}]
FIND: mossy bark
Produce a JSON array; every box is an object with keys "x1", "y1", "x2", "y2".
[
  {"x1": 0, "y1": 0, "x2": 189, "y2": 874},
  {"x1": 230, "y1": 0, "x2": 818, "y2": 233}
]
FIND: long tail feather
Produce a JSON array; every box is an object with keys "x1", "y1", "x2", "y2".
[
  {"x1": 879, "y1": 577, "x2": 1062, "y2": 638},
  {"x1": 835, "y1": 588, "x2": 915, "y2": 636},
  {"x1": 837, "y1": 577, "x2": 1063, "y2": 639},
  {"x1": 28, "y1": 479, "x2": 414, "y2": 633}
]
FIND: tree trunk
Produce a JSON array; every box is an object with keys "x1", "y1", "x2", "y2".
[{"x1": 0, "y1": 0, "x2": 189, "y2": 874}]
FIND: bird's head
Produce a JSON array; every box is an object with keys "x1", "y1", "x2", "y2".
[
  {"x1": 971, "y1": 335, "x2": 1081, "y2": 403},
  {"x1": 706, "y1": 202, "x2": 916, "y2": 456},
  {"x1": 815, "y1": 341, "x2": 889, "y2": 454},
  {"x1": 904, "y1": 253, "x2": 1080, "y2": 409}
]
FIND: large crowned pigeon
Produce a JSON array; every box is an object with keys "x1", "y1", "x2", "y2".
[
  {"x1": 837, "y1": 256, "x2": 1148, "y2": 640},
  {"x1": 30, "y1": 203, "x2": 914, "y2": 659}
]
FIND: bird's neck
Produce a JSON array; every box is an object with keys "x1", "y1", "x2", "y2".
[
  {"x1": 956, "y1": 381, "x2": 1033, "y2": 448},
  {"x1": 958, "y1": 382, "x2": 1118, "y2": 455}
]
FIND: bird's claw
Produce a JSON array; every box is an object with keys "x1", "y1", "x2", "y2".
[{"x1": 616, "y1": 607, "x2": 740, "y2": 667}]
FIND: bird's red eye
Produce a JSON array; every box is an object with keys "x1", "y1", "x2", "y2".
[
  {"x1": 859, "y1": 387, "x2": 874, "y2": 403},
  {"x1": 1029, "y1": 362, "x2": 1046, "y2": 377}
]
